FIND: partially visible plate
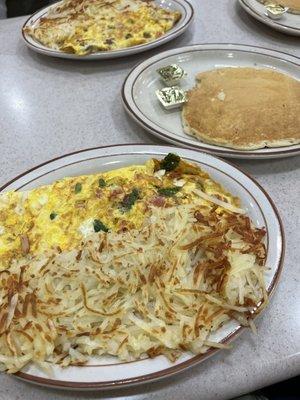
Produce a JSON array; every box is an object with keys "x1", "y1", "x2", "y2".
[
  {"x1": 122, "y1": 44, "x2": 300, "y2": 159},
  {"x1": 0, "y1": 144, "x2": 284, "y2": 390},
  {"x1": 22, "y1": 0, "x2": 194, "y2": 60},
  {"x1": 239, "y1": 0, "x2": 300, "y2": 36}
]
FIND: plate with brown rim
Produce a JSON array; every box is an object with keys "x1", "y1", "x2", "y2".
[
  {"x1": 122, "y1": 44, "x2": 300, "y2": 159},
  {"x1": 21, "y1": 0, "x2": 194, "y2": 60},
  {"x1": 0, "y1": 144, "x2": 284, "y2": 390}
]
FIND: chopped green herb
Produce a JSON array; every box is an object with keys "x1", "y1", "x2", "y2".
[
  {"x1": 50, "y1": 212, "x2": 57, "y2": 220},
  {"x1": 75, "y1": 183, "x2": 82, "y2": 194},
  {"x1": 143, "y1": 31, "x2": 151, "y2": 38},
  {"x1": 93, "y1": 219, "x2": 109, "y2": 233},
  {"x1": 158, "y1": 187, "x2": 180, "y2": 197},
  {"x1": 120, "y1": 188, "x2": 139, "y2": 211},
  {"x1": 160, "y1": 153, "x2": 180, "y2": 172},
  {"x1": 197, "y1": 182, "x2": 204, "y2": 191},
  {"x1": 98, "y1": 178, "x2": 106, "y2": 188}
]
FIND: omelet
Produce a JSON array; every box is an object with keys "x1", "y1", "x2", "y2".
[
  {"x1": 0, "y1": 154, "x2": 240, "y2": 270},
  {"x1": 24, "y1": 0, "x2": 181, "y2": 55}
]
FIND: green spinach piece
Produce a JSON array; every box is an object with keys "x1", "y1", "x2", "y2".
[
  {"x1": 74, "y1": 183, "x2": 82, "y2": 194},
  {"x1": 120, "y1": 188, "x2": 139, "y2": 211},
  {"x1": 98, "y1": 178, "x2": 106, "y2": 188},
  {"x1": 157, "y1": 187, "x2": 180, "y2": 197},
  {"x1": 50, "y1": 212, "x2": 57, "y2": 220},
  {"x1": 93, "y1": 219, "x2": 109, "y2": 233},
  {"x1": 160, "y1": 153, "x2": 180, "y2": 172}
]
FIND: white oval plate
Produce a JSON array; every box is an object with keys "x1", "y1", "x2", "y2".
[
  {"x1": 239, "y1": 0, "x2": 300, "y2": 36},
  {"x1": 122, "y1": 44, "x2": 300, "y2": 159},
  {"x1": 0, "y1": 144, "x2": 284, "y2": 390},
  {"x1": 22, "y1": 0, "x2": 194, "y2": 60}
]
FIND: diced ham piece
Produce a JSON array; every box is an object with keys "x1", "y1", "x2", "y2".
[
  {"x1": 151, "y1": 196, "x2": 166, "y2": 207},
  {"x1": 109, "y1": 187, "x2": 123, "y2": 199}
]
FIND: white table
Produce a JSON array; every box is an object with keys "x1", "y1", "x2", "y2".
[{"x1": 0, "y1": 1, "x2": 299, "y2": 399}]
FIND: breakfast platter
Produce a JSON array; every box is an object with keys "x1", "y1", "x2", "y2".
[
  {"x1": 21, "y1": 0, "x2": 194, "y2": 59},
  {"x1": 0, "y1": 0, "x2": 300, "y2": 395},
  {"x1": 239, "y1": 0, "x2": 300, "y2": 35},
  {"x1": 0, "y1": 144, "x2": 284, "y2": 389},
  {"x1": 122, "y1": 44, "x2": 300, "y2": 159}
]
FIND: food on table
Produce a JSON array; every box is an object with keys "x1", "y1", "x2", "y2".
[
  {"x1": 265, "y1": 3, "x2": 288, "y2": 19},
  {"x1": 23, "y1": 0, "x2": 181, "y2": 55},
  {"x1": 0, "y1": 154, "x2": 267, "y2": 373},
  {"x1": 156, "y1": 86, "x2": 187, "y2": 109},
  {"x1": 157, "y1": 64, "x2": 187, "y2": 86},
  {"x1": 259, "y1": 0, "x2": 300, "y2": 14},
  {"x1": 182, "y1": 67, "x2": 300, "y2": 150}
]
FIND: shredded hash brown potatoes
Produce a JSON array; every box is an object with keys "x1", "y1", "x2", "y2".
[{"x1": 0, "y1": 154, "x2": 268, "y2": 373}]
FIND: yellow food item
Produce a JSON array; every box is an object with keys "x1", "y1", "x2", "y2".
[
  {"x1": 0, "y1": 156, "x2": 239, "y2": 270},
  {"x1": 23, "y1": 0, "x2": 181, "y2": 55},
  {"x1": 0, "y1": 155, "x2": 267, "y2": 373},
  {"x1": 182, "y1": 68, "x2": 300, "y2": 150},
  {"x1": 259, "y1": 0, "x2": 300, "y2": 14}
]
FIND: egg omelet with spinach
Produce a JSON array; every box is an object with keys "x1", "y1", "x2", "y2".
[
  {"x1": 0, "y1": 154, "x2": 241, "y2": 270},
  {"x1": 24, "y1": 0, "x2": 181, "y2": 55}
]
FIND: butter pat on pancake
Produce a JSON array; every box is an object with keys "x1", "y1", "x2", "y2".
[
  {"x1": 24, "y1": 0, "x2": 181, "y2": 55},
  {"x1": 182, "y1": 68, "x2": 300, "y2": 150}
]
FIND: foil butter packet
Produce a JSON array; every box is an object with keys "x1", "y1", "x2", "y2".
[
  {"x1": 265, "y1": 3, "x2": 288, "y2": 19},
  {"x1": 156, "y1": 86, "x2": 187, "y2": 110},
  {"x1": 157, "y1": 64, "x2": 187, "y2": 86}
]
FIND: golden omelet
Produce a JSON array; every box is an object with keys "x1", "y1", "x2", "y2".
[
  {"x1": 0, "y1": 154, "x2": 240, "y2": 270},
  {"x1": 24, "y1": 0, "x2": 181, "y2": 55}
]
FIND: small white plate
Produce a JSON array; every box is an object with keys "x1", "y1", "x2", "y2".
[
  {"x1": 122, "y1": 44, "x2": 300, "y2": 159},
  {"x1": 22, "y1": 0, "x2": 194, "y2": 60},
  {"x1": 0, "y1": 144, "x2": 284, "y2": 390},
  {"x1": 239, "y1": 0, "x2": 300, "y2": 36}
]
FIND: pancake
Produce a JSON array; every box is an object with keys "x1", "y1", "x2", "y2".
[
  {"x1": 182, "y1": 67, "x2": 300, "y2": 150},
  {"x1": 258, "y1": 0, "x2": 300, "y2": 14}
]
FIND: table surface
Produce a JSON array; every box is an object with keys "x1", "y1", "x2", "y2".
[{"x1": 0, "y1": 1, "x2": 299, "y2": 399}]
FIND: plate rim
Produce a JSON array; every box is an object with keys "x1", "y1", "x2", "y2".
[
  {"x1": 21, "y1": 0, "x2": 194, "y2": 60},
  {"x1": 0, "y1": 143, "x2": 285, "y2": 390},
  {"x1": 121, "y1": 43, "x2": 300, "y2": 159},
  {"x1": 238, "y1": 0, "x2": 300, "y2": 36}
]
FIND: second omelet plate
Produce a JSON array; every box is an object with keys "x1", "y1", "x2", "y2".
[
  {"x1": 122, "y1": 44, "x2": 300, "y2": 159},
  {"x1": 21, "y1": 0, "x2": 193, "y2": 60}
]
